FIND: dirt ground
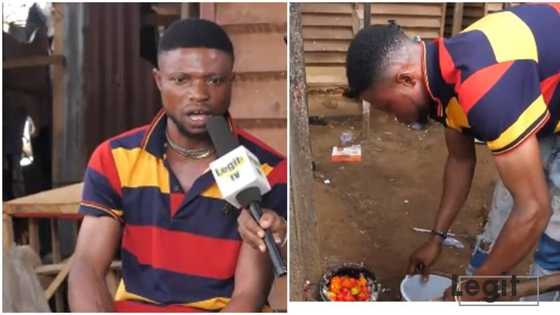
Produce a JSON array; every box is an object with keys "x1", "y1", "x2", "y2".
[{"x1": 304, "y1": 93, "x2": 533, "y2": 301}]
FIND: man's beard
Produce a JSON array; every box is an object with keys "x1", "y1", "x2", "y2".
[{"x1": 167, "y1": 113, "x2": 210, "y2": 141}]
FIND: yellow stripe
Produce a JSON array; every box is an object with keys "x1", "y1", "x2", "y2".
[
  {"x1": 487, "y1": 95, "x2": 548, "y2": 151},
  {"x1": 445, "y1": 97, "x2": 470, "y2": 131},
  {"x1": 114, "y1": 279, "x2": 231, "y2": 311},
  {"x1": 80, "y1": 202, "x2": 123, "y2": 219},
  {"x1": 201, "y1": 163, "x2": 275, "y2": 199},
  {"x1": 111, "y1": 147, "x2": 170, "y2": 193},
  {"x1": 463, "y1": 11, "x2": 538, "y2": 63},
  {"x1": 184, "y1": 297, "x2": 230, "y2": 311},
  {"x1": 114, "y1": 280, "x2": 158, "y2": 304},
  {"x1": 555, "y1": 121, "x2": 560, "y2": 133}
]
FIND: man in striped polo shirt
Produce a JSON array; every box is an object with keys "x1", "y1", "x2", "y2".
[
  {"x1": 346, "y1": 4, "x2": 559, "y2": 300},
  {"x1": 68, "y1": 19, "x2": 287, "y2": 311}
]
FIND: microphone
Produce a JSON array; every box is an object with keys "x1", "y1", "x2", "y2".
[{"x1": 207, "y1": 116, "x2": 287, "y2": 277}]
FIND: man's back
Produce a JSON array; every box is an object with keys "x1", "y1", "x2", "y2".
[{"x1": 425, "y1": 3, "x2": 560, "y2": 154}]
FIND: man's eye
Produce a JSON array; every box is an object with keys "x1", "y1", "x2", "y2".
[
  {"x1": 207, "y1": 76, "x2": 225, "y2": 86},
  {"x1": 172, "y1": 76, "x2": 188, "y2": 85}
]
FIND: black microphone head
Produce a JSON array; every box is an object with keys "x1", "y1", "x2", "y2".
[{"x1": 206, "y1": 115, "x2": 239, "y2": 157}]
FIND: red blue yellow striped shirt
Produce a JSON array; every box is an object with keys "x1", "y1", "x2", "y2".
[
  {"x1": 424, "y1": 3, "x2": 560, "y2": 154},
  {"x1": 79, "y1": 110, "x2": 287, "y2": 311}
]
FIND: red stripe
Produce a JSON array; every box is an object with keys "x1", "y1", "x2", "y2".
[
  {"x1": 438, "y1": 39, "x2": 461, "y2": 85},
  {"x1": 549, "y1": 3, "x2": 560, "y2": 15},
  {"x1": 169, "y1": 192, "x2": 185, "y2": 217},
  {"x1": 541, "y1": 73, "x2": 560, "y2": 105},
  {"x1": 88, "y1": 141, "x2": 122, "y2": 196},
  {"x1": 458, "y1": 61, "x2": 513, "y2": 114},
  {"x1": 122, "y1": 225, "x2": 241, "y2": 280},
  {"x1": 113, "y1": 300, "x2": 206, "y2": 312},
  {"x1": 235, "y1": 128, "x2": 284, "y2": 159},
  {"x1": 267, "y1": 159, "x2": 287, "y2": 186}
]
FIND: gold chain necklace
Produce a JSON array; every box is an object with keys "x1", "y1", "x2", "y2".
[{"x1": 165, "y1": 131, "x2": 215, "y2": 160}]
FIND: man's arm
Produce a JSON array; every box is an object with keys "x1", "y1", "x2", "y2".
[
  {"x1": 408, "y1": 128, "x2": 476, "y2": 274},
  {"x1": 68, "y1": 216, "x2": 122, "y2": 311},
  {"x1": 433, "y1": 128, "x2": 477, "y2": 234},
  {"x1": 221, "y1": 242, "x2": 273, "y2": 312},
  {"x1": 476, "y1": 135, "x2": 550, "y2": 275}
]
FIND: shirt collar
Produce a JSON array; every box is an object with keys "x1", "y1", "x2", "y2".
[
  {"x1": 140, "y1": 109, "x2": 238, "y2": 159},
  {"x1": 422, "y1": 39, "x2": 454, "y2": 120}
]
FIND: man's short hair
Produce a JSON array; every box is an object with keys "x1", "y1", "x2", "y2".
[
  {"x1": 158, "y1": 18, "x2": 234, "y2": 62},
  {"x1": 345, "y1": 24, "x2": 408, "y2": 98}
]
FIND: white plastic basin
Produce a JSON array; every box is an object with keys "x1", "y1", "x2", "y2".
[{"x1": 400, "y1": 274, "x2": 452, "y2": 301}]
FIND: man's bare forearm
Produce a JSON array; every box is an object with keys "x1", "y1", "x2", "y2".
[
  {"x1": 433, "y1": 154, "x2": 475, "y2": 233},
  {"x1": 476, "y1": 200, "x2": 550, "y2": 276},
  {"x1": 68, "y1": 258, "x2": 114, "y2": 312}
]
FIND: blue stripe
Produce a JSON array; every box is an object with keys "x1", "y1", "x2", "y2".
[
  {"x1": 82, "y1": 167, "x2": 122, "y2": 210},
  {"x1": 109, "y1": 128, "x2": 147, "y2": 150},
  {"x1": 239, "y1": 135, "x2": 282, "y2": 166},
  {"x1": 445, "y1": 30, "x2": 497, "y2": 82},
  {"x1": 262, "y1": 183, "x2": 287, "y2": 219},
  {"x1": 467, "y1": 60, "x2": 542, "y2": 141},
  {"x1": 534, "y1": 233, "x2": 560, "y2": 271},
  {"x1": 509, "y1": 4, "x2": 560, "y2": 79},
  {"x1": 122, "y1": 187, "x2": 240, "y2": 241},
  {"x1": 121, "y1": 249, "x2": 234, "y2": 305}
]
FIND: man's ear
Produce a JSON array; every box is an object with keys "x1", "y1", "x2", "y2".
[
  {"x1": 153, "y1": 68, "x2": 162, "y2": 90},
  {"x1": 396, "y1": 71, "x2": 416, "y2": 88}
]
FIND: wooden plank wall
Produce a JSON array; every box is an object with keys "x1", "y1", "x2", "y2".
[
  {"x1": 202, "y1": 3, "x2": 287, "y2": 155},
  {"x1": 444, "y1": 3, "x2": 509, "y2": 37},
  {"x1": 302, "y1": 3, "x2": 446, "y2": 88},
  {"x1": 301, "y1": 3, "x2": 355, "y2": 87}
]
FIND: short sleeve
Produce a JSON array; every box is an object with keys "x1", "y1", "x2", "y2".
[
  {"x1": 262, "y1": 159, "x2": 287, "y2": 219},
  {"x1": 79, "y1": 141, "x2": 124, "y2": 222},
  {"x1": 459, "y1": 59, "x2": 549, "y2": 155}
]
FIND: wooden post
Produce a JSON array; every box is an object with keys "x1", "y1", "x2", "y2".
[
  {"x1": 289, "y1": 3, "x2": 322, "y2": 301},
  {"x1": 50, "y1": 219, "x2": 64, "y2": 311},
  {"x1": 3, "y1": 213, "x2": 14, "y2": 250},
  {"x1": 28, "y1": 218, "x2": 40, "y2": 254},
  {"x1": 363, "y1": 3, "x2": 371, "y2": 28},
  {"x1": 180, "y1": 3, "x2": 191, "y2": 19},
  {"x1": 52, "y1": 3, "x2": 87, "y2": 187},
  {"x1": 361, "y1": 100, "x2": 371, "y2": 141},
  {"x1": 451, "y1": 3, "x2": 464, "y2": 35}
]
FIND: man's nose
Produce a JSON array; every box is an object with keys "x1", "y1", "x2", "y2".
[{"x1": 188, "y1": 79, "x2": 210, "y2": 102}]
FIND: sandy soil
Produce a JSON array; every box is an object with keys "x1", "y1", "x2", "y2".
[{"x1": 300, "y1": 93, "x2": 533, "y2": 301}]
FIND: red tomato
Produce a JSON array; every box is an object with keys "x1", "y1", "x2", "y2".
[{"x1": 358, "y1": 292, "x2": 369, "y2": 301}]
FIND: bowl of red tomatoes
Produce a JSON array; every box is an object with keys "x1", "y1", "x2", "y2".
[{"x1": 320, "y1": 263, "x2": 378, "y2": 302}]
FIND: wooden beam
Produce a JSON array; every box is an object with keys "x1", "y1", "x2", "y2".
[
  {"x1": 439, "y1": 3, "x2": 447, "y2": 37},
  {"x1": 451, "y1": 3, "x2": 464, "y2": 35},
  {"x1": 363, "y1": 3, "x2": 371, "y2": 28},
  {"x1": 50, "y1": 219, "x2": 63, "y2": 312},
  {"x1": 51, "y1": 2, "x2": 65, "y2": 189},
  {"x1": 289, "y1": 3, "x2": 323, "y2": 301},
  {"x1": 180, "y1": 3, "x2": 190, "y2": 19},
  {"x1": 362, "y1": 100, "x2": 371, "y2": 141},
  {"x1": 36, "y1": 260, "x2": 121, "y2": 276},
  {"x1": 3, "y1": 214, "x2": 14, "y2": 250},
  {"x1": 3, "y1": 55, "x2": 65, "y2": 69},
  {"x1": 45, "y1": 257, "x2": 72, "y2": 300},
  {"x1": 28, "y1": 219, "x2": 40, "y2": 254}
]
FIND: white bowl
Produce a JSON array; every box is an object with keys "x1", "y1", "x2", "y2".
[{"x1": 400, "y1": 274, "x2": 452, "y2": 301}]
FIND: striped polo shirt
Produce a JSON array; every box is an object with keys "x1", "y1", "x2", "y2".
[
  {"x1": 424, "y1": 3, "x2": 560, "y2": 155},
  {"x1": 79, "y1": 110, "x2": 287, "y2": 311}
]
